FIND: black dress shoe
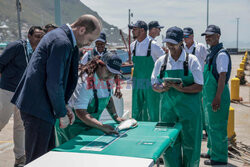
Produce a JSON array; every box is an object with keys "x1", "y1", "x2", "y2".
[
  {"x1": 200, "y1": 153, "x2": 210, "y2": 159},
  {"x1": 204, "y1": 160, "x2": 227, "y2": 165}
]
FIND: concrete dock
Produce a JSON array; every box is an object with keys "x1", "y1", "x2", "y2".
[{"x1": 0, "y1": 54, "x2": 249, "y2": 167}]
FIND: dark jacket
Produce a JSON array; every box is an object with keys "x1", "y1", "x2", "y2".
[
  {"x1": 11, "y1": 24, "x2": 79, "y2": 124},
  {"x1": 0, "y1": 39, "x2": 29, "y2": 92}
]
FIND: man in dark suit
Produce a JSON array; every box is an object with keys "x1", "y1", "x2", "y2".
[
  {"x1": 0, "y1": 26, "x2": 44, "y2": 167},
  {"x1": 11, "y1": 14, "x2": 101, "y2": 164}
]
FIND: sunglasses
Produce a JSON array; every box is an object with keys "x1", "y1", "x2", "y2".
[{"x1": 183, "y1": 35, "x2": 189, "y2": 38}]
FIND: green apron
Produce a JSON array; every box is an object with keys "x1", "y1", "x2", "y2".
[
  {"x1": 132, "y1": 54, "x2": 160, "y2": 122},
  {"x1": 55, "y1": 95, "x2": 111, "y2": 146},
  {"x1": 203, "y1": 64, "x2": 230, "y2": 163},
  {"x1": 159, "y1": 69, "x2": 202, "y2": 167}
]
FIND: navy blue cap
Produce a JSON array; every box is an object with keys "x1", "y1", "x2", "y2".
[
  {"x1": 163, "y1": 26, "x2": 183, "y2": 44},
  {"x1": 183, "y1": 27, "x2": 194, "y2": 36},
  {"x1": 148, "y1": 21, "x2": 164, "y2": 30},
  {"x1": 96, "y1": 32, "x2": 106, "y2": 43},
  {"x1": 201, "y1": 25, "x2": 221, "y2": 36},
  {"x1": 101, "y1": 52, "x2": 122, "y2": 75},
  {"x1": 128, "y1": 20, "x2": 148, "y2": 31}
]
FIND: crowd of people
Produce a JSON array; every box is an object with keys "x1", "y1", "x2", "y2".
[{"x1": 0, "y1": 14, "x2": 231, "y2": 167}]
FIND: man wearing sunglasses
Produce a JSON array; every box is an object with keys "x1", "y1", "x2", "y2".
[{"x1": 201, "y1": 25, "x2": 231, "y2": 165}]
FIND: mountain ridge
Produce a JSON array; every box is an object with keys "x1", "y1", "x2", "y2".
[{"x1": 0, "y1": 0, "x2": 124, "y2": 45}]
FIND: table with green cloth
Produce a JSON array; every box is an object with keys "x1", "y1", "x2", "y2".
[{"x1": 26, "y1": 122, "x2": 182, "y2": 167}]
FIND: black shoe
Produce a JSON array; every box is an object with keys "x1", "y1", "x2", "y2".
[
  {"x1": 200, "y1": 153, "x2": 210, "y2": 159},
  {"x1": 204, "y1": 160, "x2": 227, "y2": 165}
]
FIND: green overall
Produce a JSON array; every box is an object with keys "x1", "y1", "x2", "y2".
[
  {"x1": 158, "y1": 54, "x2": 202, "y2": 167},
  {"x1": 55, "y1": 90, "x2": 111, "y2": 146},
  {"x1": 203, "y1": 64, "x2": 230, "y2": 163},
  {"x1": 132, "y1": 40, "x2": 161, "y2": 121}
]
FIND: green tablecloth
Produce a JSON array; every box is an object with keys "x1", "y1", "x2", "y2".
[{"x1": 53, "y1": 122, "x2": 182, "y2": 162}]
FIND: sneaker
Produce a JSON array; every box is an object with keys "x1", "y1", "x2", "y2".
[{"x1": 14, "y1": 155, "x2": 26, "y2": 167}]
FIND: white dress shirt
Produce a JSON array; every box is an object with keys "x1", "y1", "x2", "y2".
[
  {"x1": 184, "y1": 41, "x2": 207, "y2": 71},
  {"x1": 130, "y1": 37, "x2": 165, "y2": 62},
  {"x1": 151, "y1": 49, "x2": 203, "y2": 85}
]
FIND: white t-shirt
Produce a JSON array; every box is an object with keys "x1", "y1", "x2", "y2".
[
  {"x1": 151, "y1": 49, "x2": 203, "y2": 85},
  {"x1": 130, "y1": 37, "x2": 165, "y2": 62},
  {"x1": 216, "y1": 52, "x2": 229, "y2": 73},
  {"x1": 69, "y1": 73, "x2": 113, "y2": 110},
  {"x1": 81, "y1": 49, "x2": 105, "y2": 65},
  {"x1": 184, "y1": 41, "x2": 207, "y2": 71}
]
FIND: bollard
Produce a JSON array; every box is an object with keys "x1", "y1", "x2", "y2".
[
  {"x1": 227, "y1": 106, "x2": 236, "y2": 140},
  {"x1": 131, "y1": 67, "x2": 134, "y2": 78},
  {"x1": 242, "y1": 60, "x2": 246, "y2": 66},
  {"x1": 231, "y1": 78, "x2": 240, "y2": 101},
  {"x1": 237, "y1": 68, "x2": 244, "y2": 79},
  {"x1": 240, "y1": 63, "x2": 244, "y2": 69}
]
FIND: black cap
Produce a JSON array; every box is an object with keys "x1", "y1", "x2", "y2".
[
  {"x1": 201, "y1": 25, "x2": 221, "y2": 36},
  {"x1": 95, "y1": 32, "x2": 106, "y2": 43},
  {"x1": 183, "y1": 27, "x2": 194, "y2": 36},
  {"x1": 163, "y1": 26, "x2": 183, "y2": 44},
  {"x1": 148, "y1": 21, "x2": 164, "y2": 30},
  {"x1": 101, "y1": 52, "x2": 122, "y2": 75},
  {"x1": 128, "y1": 20, "x2": 148, "y2": 31}
]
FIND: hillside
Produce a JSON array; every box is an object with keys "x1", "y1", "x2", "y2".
[{"x1": 0, "y1": 0, "x2": 124, "y2": 45}]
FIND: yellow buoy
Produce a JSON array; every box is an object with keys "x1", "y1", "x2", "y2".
[
  {"x1": 231, "y1": 78, "x2": 240, "y2": 101},
  {"x1": 227, "y1": 106, "x2": 236, "y2": 139}
]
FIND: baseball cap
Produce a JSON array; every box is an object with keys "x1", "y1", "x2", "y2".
[
  {"x1": 183, "y1": 27, "x2": 194, "y2": 36},
  {"x1": 163, "y1": 26, "x2": 183, "y2": 44},
  {"x1": 148, "y1": 21, "x2": 164, "y2": 30},
  {"x1": 128, "y1": 20, "x2": 148, "y2": 31},
  {"x1": 201, "y1": 25, "x2": 221, "y2": 36},
  {"x1": 101, "y1": 52, "x2": 122, "y2": 75},
  {"x1": 95, "y1": 32, "x2": 106, "y2": 43}
]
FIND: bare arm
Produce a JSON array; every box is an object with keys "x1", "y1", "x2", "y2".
[
  {"x1": 170, "y1": 83, "x2": 203, "y2": 93},
  {"x1": 106, "y1": 97, "x2": 124, "y2": 123},
  {"x1": 212, "y1": 72, "x2": 226, "y2": 111},
  {"x1": 75, "y1": 109, "x2": 118, "y2": 134}
]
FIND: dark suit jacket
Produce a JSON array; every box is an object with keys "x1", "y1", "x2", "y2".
[
  {"x1": 11, "y1": 24, "x2": 79, "y2": 124},
  {"x1": 0, "y1": 39, "x2": 28, "y2": 92}
]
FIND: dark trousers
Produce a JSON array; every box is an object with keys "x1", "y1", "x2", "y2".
[{"x1": 20, "y1": 112, "x2": 55, "y2": 164}]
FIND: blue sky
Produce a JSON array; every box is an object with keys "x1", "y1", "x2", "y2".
[{"x1": 81, "y1": 0, "x2": 250, "y2": 48}]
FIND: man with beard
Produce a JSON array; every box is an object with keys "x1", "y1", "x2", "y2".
[{"x1": 129, "y1": 20, "x2": 165, "y2": 122}]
